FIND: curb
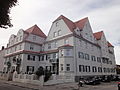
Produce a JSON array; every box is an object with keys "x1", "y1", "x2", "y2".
[{"x1": 3, "y1": 81, "x2": 39, "y2": 90}]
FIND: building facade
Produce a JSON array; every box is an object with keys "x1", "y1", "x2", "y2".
[
  {"x1": 3, "y1": 15, "x2": 116, "y2": 79},
  {"x1": 0, "y1": 47, "x2": 5, "y2": 73}
]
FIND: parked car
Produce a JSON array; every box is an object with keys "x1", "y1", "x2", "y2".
[
  {"x1": 101, "y1": 75, "x2": 111, "y2": 82},
  {"x1": 118, "y1": 82, "x2": 120, "y2": 90},
  {"x1": 84, "y1": 77, "x2": 101, "y2": 85},
  {"x1": 111, "y1": 75, "x2": 120, "y2": 81}
]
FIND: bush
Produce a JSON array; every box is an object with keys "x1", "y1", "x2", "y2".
[
  {"x1": 44, "y1": 69, "x2": 52, "y2": 82},
  {"x1": 35, "y1": 66, "x2": 44, "y2": 78}
]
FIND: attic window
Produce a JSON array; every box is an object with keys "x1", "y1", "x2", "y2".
[
  {"x1": 56, "y1": 22, "x2": 59, "y2": 27},
  {"x1": 33, "y1": 36, "x2": 36, "y2": 40},
  {"x1": 53, "y1": 32, "x2": 57, "y2": 37},
  {"x1": 58, "y1": 30, "x2": 61, "y2": 36}
]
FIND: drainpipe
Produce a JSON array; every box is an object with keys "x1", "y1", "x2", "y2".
[{"x1": 73, "y1": 33, "x2": 78, "y2": 80}]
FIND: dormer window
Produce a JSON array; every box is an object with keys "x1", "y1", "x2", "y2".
[
  {"x1": 64, "y1": 38, "x2": 69, "y2": 44},
  {"x1": 20, "y1": 36, "x2": 22, "y2": 41},
  {"x1": 54, "y1": 41, "x2": 57, "y2": 48},
  {"x1": 30, "y1": 44, "x2": 34, "y2": 50},
  {"x1": 53, "y1": 32, "x2": 57, "y2": 37},
  {"x1": 33, "y1": 36, "x2": 36, "y2": 40},
  {"x1": 48, "y1": 43, "x2": 51, "y2": 49},
  {"x1": 58, "y1": 30, "x2": 61, "y2": 36},
  {"x1": 56, "y1": 22, "x2": 59, "y2": 27}
]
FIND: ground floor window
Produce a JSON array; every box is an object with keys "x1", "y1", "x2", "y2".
[
  {"x1": 26, "y1": 66, "x2": 34, "y2": 74},
  {"x1": 60, "y1": 64, "x2": 63, "y2": 71},
  {"x1": 66, "y1": 64, "x2": 70, "y2": 71}
]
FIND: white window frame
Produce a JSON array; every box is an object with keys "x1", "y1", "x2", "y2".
[
  {"x1": 58, "y1": 30, "x2": 61, "y2": 36},
  {"x1": 53, "y1": 32, "x2": 57, "y2": 37}
]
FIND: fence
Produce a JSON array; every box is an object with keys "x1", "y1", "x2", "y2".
[
  {"x1": 44, "y1": 74, "x2": 75, "y2": 85},
  {"x1": 0, "y1": 73, "x2": 9, "y2": 80},
  {"x1": 0, "y1": 72, "x2": 75, "y2": 85},
  {"x1": 13, "y1": 72, "x2": 44, "y2": 86}
]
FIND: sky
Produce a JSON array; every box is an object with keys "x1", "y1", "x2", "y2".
[{"x1": 0, "y1": 0, "x2": 120, "y2": 64}]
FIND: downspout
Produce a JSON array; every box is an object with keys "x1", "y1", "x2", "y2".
[{"x1": 73, "y1": 33, "x2": 78, "y2": 79}]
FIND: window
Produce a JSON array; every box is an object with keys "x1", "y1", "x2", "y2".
[
  {"x1": 27, "y1": 55, "x2": 35, "y2": 61},
  {"x1": 26, "y1": 66, "x2": 34, "y2": 74},
  {"x1": 78, "y1": 52, "x2": 84, "y2": 59},
  {"x1": 45, "y1": 55, "x2": 48, "y2": 60},
  {"x1": 53, "y1": 32, "x2": 57, "y2": 37},
  {"x1": 64, "y1": 38, "x2": 69, "y2": 44},
  {"x1": 103, "y1": 68, "x2": 106, "y2": 73},
  {"x1": 109, "y1": 61, "x2": 112, "y2": 65},
  {"x1": 58, "y1": 30, "x2": 61, "y2": 36},
  {"x1": 92, "y1": 66, "x2": 97, "y2": 72},
  {"x1": 15, "y1": 46, "x2": 17, "y2": 51},
  {"x1": 33, "y1": 36, "x2": 36, "y2": 40},
  {"x1": 66, "y1": 49, "x2": 70, "y2": 56},
  {"x1": 30, "y1": 44, "x2": 34, "y2": 50},
  {"x1": 20, "y1": 36, "x2": 22, "y2": 41},
  {"x1": 54, "y1": 41, "x2": 57, "y2": 48},
  {"x1": 79, "y1": 65, "x2": 85, "y2": 72},
  {"x1": 48, "y1": 43, "x2": 51, "y2": 49},
  {"x1": 61, "y1": 64, "x2": 63, "y2": 71},
  {"x1": 56, "y1": 22, "x2": 59, "y2": 27},
  {"x1": 91, "y1": 56, "x2": 96, "y2": 61},
  {"x1": 98, "y1": 67, "x2": 102, "y2": 72},
  {"x1": 47, "y1": 54, "x2": 51, "y2": 59},
  {"x1": 85, "y1": 54, "x2": 89, "y2": 60},
  {"x1": 41, "y1": 55, "x2": 44, "y2": 61},
  {"x1": 61, "y1": 50, "x2": 64, "y2": 56},
  {"x1": 97, "y1": 57, "x2": 101, "y2": 63},
  {"x1": 85, "y1": 66, "x2": 91, "y2": 72},
  {"x1": 28, "y1": 55, "x2": 30, "y2": 60},
  {"x1": 16, "y1": 37, "x2": 18, "y2": 42},
  {"x1": 53, "y1": 53, "x2": 56, "y2": 59},
  {"x1": 66, "y1": 64, "x2": 70, "y2": 71},
  {"x1": 19, "y1": 44, "x2": 22, "y2": 50}
]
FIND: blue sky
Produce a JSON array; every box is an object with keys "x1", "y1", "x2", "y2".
[{"x1": 0, "y1": 0, "x2": 120, "y2": 64}]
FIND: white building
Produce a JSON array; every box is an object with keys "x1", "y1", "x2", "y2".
[
  {"x1": 3, "y1": 15, "x2": 116, "y2": 80},
  {"x1": 3, "y1": 25, "x2": 46, "y2": 74},
  {"x1": 0, "y1": 47, "x2": 5, "y2": 73}
]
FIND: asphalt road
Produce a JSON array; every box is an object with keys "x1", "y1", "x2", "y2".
[
  {"x1": 0, "y1": 80, "x2": 118, "y2": 90},
  {"x1": 0, "y1": 81, "x2": 32, "y2": 90}
]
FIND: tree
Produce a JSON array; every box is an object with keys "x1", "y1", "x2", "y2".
[{"x1": 0, "y1": 0, "x2": 18, "y2": 28}]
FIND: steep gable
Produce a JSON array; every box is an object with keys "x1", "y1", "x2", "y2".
[
  {"x1": 54, "y1": 15, "x2": 88, "y2": 32},
  {"x1": 54, "y1": 15, "x2": 76, "y2": 32},
  {"x1": 75, "y1": 17, "x2": 88, "y2": 30},
  {"x1": 107, "y1": 41, "x2": 114, "y2": 47},
  {"x1": 93, "y1": 31, "x2": 103, "y2": 40},
  {"x1": 25, "y1": 25, "x2": 46, "y2": 38}
]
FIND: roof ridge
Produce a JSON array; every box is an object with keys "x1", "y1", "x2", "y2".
[{"x1": 25, "y1": 25, "x2": 46, "y2": 38}]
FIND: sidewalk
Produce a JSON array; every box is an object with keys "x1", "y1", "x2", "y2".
[{"x1": 0, "y1": 79, "x2": 79, "y2": 90}]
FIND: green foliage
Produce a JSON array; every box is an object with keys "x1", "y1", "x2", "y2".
[
  {"x1": 0, "y1": 0, "x2": 18, "y2": 28},
  {"x1": 35, "y1": 66, "x2": 44, "y2": 78},
  {"x1": 35, "y1": 66, "x2": 52, "y2": 82},
  {"x1": 44, "y1": 69, "x2": 52, "y2": 82}
]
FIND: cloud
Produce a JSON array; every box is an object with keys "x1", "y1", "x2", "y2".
[{"x1": 0, "y1": 0, "x2": 120, "y2": 64}]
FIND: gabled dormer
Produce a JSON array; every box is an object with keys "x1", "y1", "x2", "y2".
[
  {"x1": 74, "y1": 17, "x2": 96, "y2": 43},
  {"x1": 93, "y1": 31, "x2": 109, "y2": 57},
  {"x1": 24, "y1": 25, "x2": 46, "y2": 44},
  {"x1": 46, "y1": 15, "x2": 75, "y2": 41}
]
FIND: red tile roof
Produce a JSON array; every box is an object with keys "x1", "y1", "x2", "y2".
[
  {"x1": 93, "y1": 31, "x2": 103, "y2": 40},
  {"x1": 54, "y1": 15, "x2": 88, "y2": 32},
  {"x1": 25, "y1": 25, "x2": 46, "y2": 38},
  {"x1": 59, "y1": 44, "x2": 73, "y2": 48},
  {"x1": 75, "y1": 17, "x2": 88, "y2": 30},
  {"x1": 40, "y1": 49, "x2": 58, "y2": 54},
  {"x1": 107, "y1": 41, "x2": 114, "y2": 47}
]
